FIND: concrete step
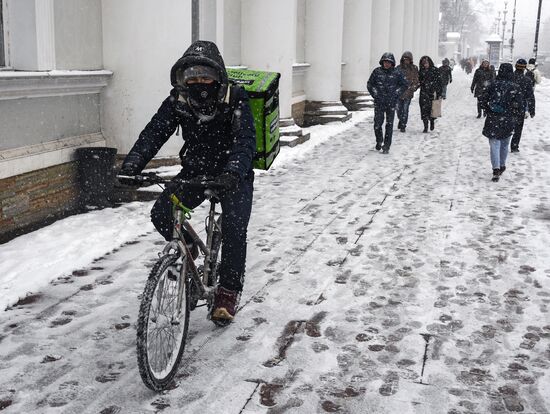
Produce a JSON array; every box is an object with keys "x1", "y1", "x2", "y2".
[
  {"x1": 280, "y1": 125, "x2": 304, "y2": 137},
  {"x1": 280, "y1": 132, "x2": 311, "y2": 148}
]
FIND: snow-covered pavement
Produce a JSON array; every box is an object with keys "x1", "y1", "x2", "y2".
[{"x1": 1, "y1": 70, "x2": 550, "y2": 413}]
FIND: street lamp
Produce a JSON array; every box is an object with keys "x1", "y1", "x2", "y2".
[
  {"x1": 501, "y1": 2, "x2": 508, "y2": 58},
  {"x1": 533, "y1": 0, "x2": 543, "y2": 60}
]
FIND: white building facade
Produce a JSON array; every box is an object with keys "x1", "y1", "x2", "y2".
[{"x1": 0, "y1": 0, "x2": 439, "y2": 240}]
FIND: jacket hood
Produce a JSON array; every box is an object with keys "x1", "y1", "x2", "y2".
[
  {"x1": 379, "y1": 52, "x2": 396, "y2": 67},
  {"x1": 400, "y1": 51, "x2": 414, "y2": 64},
  {"x1": 419, "y1": 56, "x2": 435, "y2": 68},
  {"x1": 497, "y1": 63, "x2": 514, "y2": 81},
  {"x1": 170, "y1": 40, "x2": 228, "y2": 104}
]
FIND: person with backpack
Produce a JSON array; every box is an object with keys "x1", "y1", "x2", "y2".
[
  {"x1": 119, "y1": 40, "x2": 256, "y2": 325},
  {"x1": 526, "y1": 58, "x2": 542, "y2": 88},
  {"x1": 438, "y1": 58, "x2": 453, "y2": 99},
  {"x1": 367, "y1": 52, "x2": 408, "y2": 154},
  {"x1": 418, "y1": 56, "x2": 442, "y2": 133},
  {"x1": 471, "y1": 60, "x2": 495, "y2": 118},
  {"x1": 510, "y1": 59, "x2": 536, "y2": 153},
  {"x1": 396, "y1": 51, "x2": 419, "y2": 133},
  {"x1": 482, "y1": 63, "x2": 524, "y2": 182}
]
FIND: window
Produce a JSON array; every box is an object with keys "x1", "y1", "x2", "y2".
[{"x1": 0, "y1": 0, "x2": 5, "y2": 67}]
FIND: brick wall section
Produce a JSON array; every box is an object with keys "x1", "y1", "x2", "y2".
[{"x1": 0, "y1": 162, "x2": 80, "y2": 243}]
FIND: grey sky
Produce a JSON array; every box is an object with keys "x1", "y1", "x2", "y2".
[{"x1": 480, "y1": 0, "x2": 549, "y2": 57}]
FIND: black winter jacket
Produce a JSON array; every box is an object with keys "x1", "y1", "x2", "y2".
[
  {"x1": 367, "y1": 53, "x2": 408, "y2": 108},
  {"x1": 482, "y1": 64, "x2": 524, "y2": 140},
  {"x1": 471, "y1": 66, "x2": 494, "y2": 98},
  {"x1": 514, "y1": 71, "x2": 536, "y2": 116},
  {"x1": 438, "y1": 65, "x2": 453, "y2": 85},
  {"x1": 123, "y1": 42, "x2": 256, "y2": 180},
  {"x1": 418, "y1": 57, "x2": 442, "y2": 100}
]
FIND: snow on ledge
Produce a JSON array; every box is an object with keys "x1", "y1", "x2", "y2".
[{"x1": 0, "y1": 70, "x2": 113, "y2": 100}]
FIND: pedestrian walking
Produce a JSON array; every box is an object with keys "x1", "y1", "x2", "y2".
[
  {"x1": 526, "y1": 58, "x2": 542, "y2": 88},
  {"x1": 418, "y1": 56, "x2": 442, "y2": 133},
  {"x1": 438, "y1": 58, "x2": 453, "y2": 99},
  {"x1": 120, "y1": 40, "x2": 256, "y2": 325},
  {"x1": 367, "y1": 53, "x2": 408, "y2": 154},
  {"x1": 396, "y1": 51, "x2": 419, "y2": 133},
  {"x1": 510, "y1": 59, "x2": 536, "y2": 152},
  {"x1": 482, "y1": 63, "x2": 524, "y2": 182},
  {"x1": 471, "y1": 60, "x2": 494, "y2": 118}
]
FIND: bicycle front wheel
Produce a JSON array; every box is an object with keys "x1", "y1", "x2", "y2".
[{"x1": 136, "y1": 254, "x2": 190, "y2": 391}]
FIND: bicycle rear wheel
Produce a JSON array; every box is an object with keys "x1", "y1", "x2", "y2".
[{"x1": 136, "y1": 254, "x2": 190, "y2": 391}]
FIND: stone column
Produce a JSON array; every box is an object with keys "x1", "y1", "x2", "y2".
[
  {"x1": 425, "y1": 0, "x2": 434, "y2": 59},
  {"x1": 412, "y1": 0, "x2": 424, "y2": 62},
  {"x1": 433, "y1": 0, "x2": 441, "y2": 59},
  {"x1": 402, "y1": 0, "x2": 416, "y2": 63},
  {"x1": 303, "y1": 0, "x2": 350, "y2": 126},
  {"x1": 389, "y1": 0, "x2": 405, "y2": 58},
  {"x1": 370, "y1": 0, "x2": 392, "y2": 71},
  {"x1": 241, "y1": 0, "x2": 296, "y2": 120},
  {"x1": 341, "y1": 0, "x2": 373, "y2": 111}
]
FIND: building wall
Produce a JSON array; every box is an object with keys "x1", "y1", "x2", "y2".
[
  {"x1": 0, "y1": 162, "x2": 80, "y2": 243},
  {"x1": 100, "y1": 0, "x2": 191, "y2": 155},
  {"x1": 0, "y1": 0, "x2": 108, "y2": 242},
  {"x1": 54, "y1": 0, "x2": 103, "y2": 70},
  {"x1": 0, "y1": 94, "x2": 100, "y2": 151}
]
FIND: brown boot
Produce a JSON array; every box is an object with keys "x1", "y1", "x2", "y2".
[{"x1": 211, "y1": 286, "x2": 240, "y2": 326}]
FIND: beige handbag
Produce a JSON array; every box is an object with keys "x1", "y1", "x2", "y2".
[{"x1": 431, "y1": 93, "x2": 442, "y2": 118}]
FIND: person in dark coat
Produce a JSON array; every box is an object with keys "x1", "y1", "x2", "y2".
[
  {"x1": 418, "y1": 56, "x2": 442, "y2": 133},
  {"x1": 510, "y1": 59, "x2": 536, "y2": 152},
  {"x1": 367, "y1": 52, "x2": 408, "y2": 154},
  {"x1": 396, "y1": 51, "x2": 419, "y2": 132},
  {"x1": 438, "y1": 58, "x2": 453, "y2": 99},
  {"x1": 482, "y1": 63, "x2": 524, "y2": 181},
  {"x1": 471, "y1": 60, "x2": 495, "y2": 118},
  {"x1": 119, "y1": 40, "x2": 257, "y2": 325}
]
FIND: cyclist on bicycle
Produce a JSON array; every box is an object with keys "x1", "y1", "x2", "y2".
[{"x1": 119, "y1": 40, "x2": 256, "y2": 325}]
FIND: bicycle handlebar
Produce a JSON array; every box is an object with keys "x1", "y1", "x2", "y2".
[{"x1": 116, "y1": 172, "x2": 226, "y2": 192}]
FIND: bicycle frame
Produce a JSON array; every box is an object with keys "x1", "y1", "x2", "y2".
[{"x1": 161, "y1": 189, "x2": 222, "y2": 313}]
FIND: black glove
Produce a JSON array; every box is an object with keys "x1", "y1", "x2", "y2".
[
  {"x1": 119, "y1": 153, "x2": 144, "y2": 176},
  {"x1": 119, "y1": 161, "x2": 141, "y2": 176},
  {"x1": 213, "y1": 172, "x2": 239, "y2": 192},
  {"x1": 530, "y1": 111, "x2": 535, "y2": 118}
]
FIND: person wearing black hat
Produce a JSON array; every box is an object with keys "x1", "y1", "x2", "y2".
[
  {"x1": 119, "y1": 40, "x2": 257, "y2": 325},
  {"x1": 526, "y1": 58, "x2": 542, "y2": 88},
  {"x1": 482, "y1": 63, "x2": 524, "y2": 182},
  {"x1": 367, "y1": 53, "x2": 408, "y2": 154},
  {"x1": 510, "y1": 58, "x2": 536, "y2": 152}
]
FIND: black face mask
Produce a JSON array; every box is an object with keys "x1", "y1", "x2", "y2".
[{"x1": 187, "y1": 82, "x2": 220, "y2": 117}]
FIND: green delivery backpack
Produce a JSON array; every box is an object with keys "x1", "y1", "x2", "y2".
[{"x1": 226, "y1": 68, "x2": 281, "y2": 170}]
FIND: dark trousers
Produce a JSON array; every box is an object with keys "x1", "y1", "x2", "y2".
[
  {"x1": 511, "y1": 116, "x2": 525, "y2": 150},
  {"x1": 477, "y1": 98, "x2": 486, "y2": 116},
  {"x1": 151, "y1": 171, "x2": 254, "y2": 292},
  {"x1": 374, "y1": 105, "x2": 395, "y2": 149},
  {"x1": 396, "y1": 98, "x2": 411, "y2": 128}
]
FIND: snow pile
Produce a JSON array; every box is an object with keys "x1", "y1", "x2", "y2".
[{"x1": 0, "y1": 202, "x2": 154, "y2": 310}]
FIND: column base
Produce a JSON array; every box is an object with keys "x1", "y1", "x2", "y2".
[
  {"x1": 303, "y1": 101, "x2": 352, "y2": 127},
  {"x1": 279, "y1": 118, "x2": 311, "y2": 148},
  {"x1": 341, "y1": 91, "x2": 374, "y2": 111}
]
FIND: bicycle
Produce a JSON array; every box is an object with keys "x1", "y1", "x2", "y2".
[{"x1": 117, "y1": 172, "x2": 225, "y2": 391}]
